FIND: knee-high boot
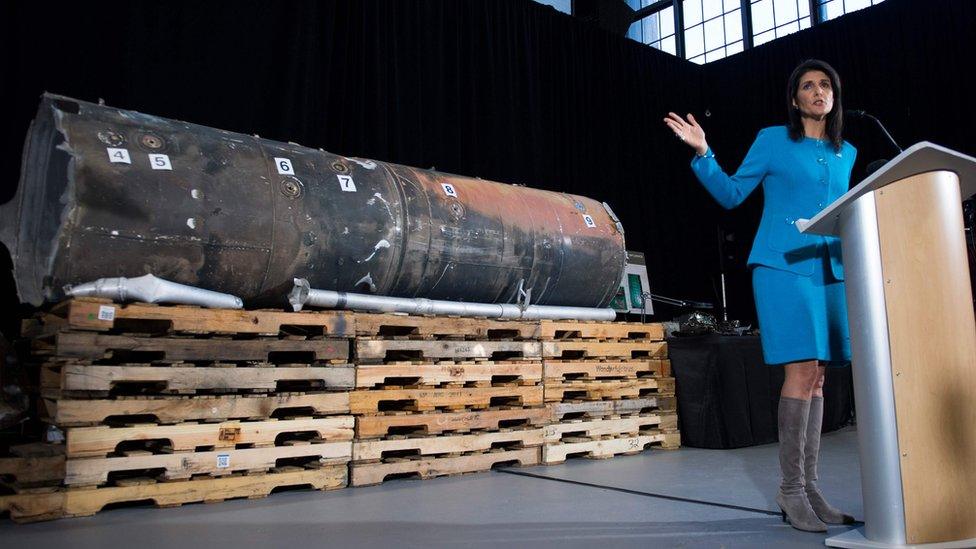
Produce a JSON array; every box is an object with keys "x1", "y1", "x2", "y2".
[
  {"x1": 804, "y1": 396, "x2": 855, "y2": 524},
  {"x1": 776, "y1": 396, "x2": 827, "y2": 532}
]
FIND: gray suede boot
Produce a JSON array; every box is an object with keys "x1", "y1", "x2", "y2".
[
  {"x1": 804, "y1": 396, "x2": 856, "y2": 525},
  {"x1": 775, "y1": 396, "x2": 827, "y2": 532}
]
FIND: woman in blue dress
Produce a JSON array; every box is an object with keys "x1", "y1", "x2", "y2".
[{"x1": 664, "y1": 59, "x2": 857, "y2": 533}]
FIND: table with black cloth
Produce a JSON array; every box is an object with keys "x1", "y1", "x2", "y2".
[{"x1": 668, "y1": 334, "x2": 855, "y2": 449}]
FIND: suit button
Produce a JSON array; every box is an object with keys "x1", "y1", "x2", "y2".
[
  {"x1": 818, "y1": 202, "x2": 824, "y2": 208},
  {"x1": 818, "y1": 158, "x2": 826, "y2": 164}
]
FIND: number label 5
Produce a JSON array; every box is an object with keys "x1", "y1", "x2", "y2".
[{"x1": 148, "y1": 154, "x2": 172, "y2": 170}]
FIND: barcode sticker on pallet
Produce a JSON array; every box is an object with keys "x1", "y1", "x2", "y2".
[
  {"x1": 216, "y1": 454, "x2": 230, "y2": 469},
  {"x1": 97, "y1": 305, "x2": 116, "y2": 321}
]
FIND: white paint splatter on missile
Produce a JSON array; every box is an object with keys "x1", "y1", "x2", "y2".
[
  {"x1": 358, "y1": 239, "x2": 390, "y2": 263},
  {"x1": 355, "y1": 273, "x2": 377, "y2": 292},
  {"x1": 342, "y1": 227, "x2": 350, "y2": 235},
  {"x1": 191, "y1": 189, "x2": 202, "y2": 199},
  {"x1": 187, "y1": 218, "x2": 197, "y2": 229},
  {"x1": 372, "y1": 192, "x2": 394, "y2": 219},
  {"x1": 110, "y1": 230, "x2": 119, "y2": 236},
  {"x1": 347, "y1": 157, "x2": 377, "y2": 170}
]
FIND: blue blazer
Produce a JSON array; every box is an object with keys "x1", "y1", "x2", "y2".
[{"x1": 690, "y1": 126, "x2": 857, "y2": 279}]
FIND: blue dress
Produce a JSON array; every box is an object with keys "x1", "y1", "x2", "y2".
[{"x1": 690, "y1": 126, "x2": 857, "y2": 365}]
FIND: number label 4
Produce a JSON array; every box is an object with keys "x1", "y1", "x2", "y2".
[{"x1": 106, "y1": 148, "x2": 131, "y2": 164}]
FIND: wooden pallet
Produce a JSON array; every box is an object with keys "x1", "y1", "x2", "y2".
[
  {"x1": 34, "y1": 332, "x2": 350, "y2": 362},
  {"x1": 355, "y1": 339, "x2": 542, "y2": 362},
  {"x1": 538, "y1": 320, "x2": 664, "y2": 341},
  {"x1": 0, "y1": 444, "x2": 66, "y2": 488},
  {"x1": 355, "y1": 407, "x2": 551, "y2": 439},
  {"x1": 42, "y1": 363, "x2": 355, "y2": 396},
  {"x1": 0, "y1": 464, "x2": 346, "y2": 523},
  {"x1": 542, "y1": 431, "x2": 681, "y2": 464},
  {"x1": 550, "y1": 396, "x2": 677, "y2": 419},
  {"x1": 349, "y1": 447, "x2": 539, "y2": 487},
  {"x1": 355, "y1": 361, "x2": 542, "y2": 388},
  {"x1": 64, "y1": 441, "x2": 352, "y2": 486},
  {"x1": 44, "y1": 392, "x2": 350, "y2": 426},
  {"x1": 544, "y1": 377, "x2": 676, "y2": 402},
  {"x1": 543, "y1": 359, "x2": 670, "y2": 381},
  {"x1": 355, "y1": 313, "x2": 540, "y2": 339},
  {"x1": 349, "y1": 386, "x2": 544, "y2": 414},
  {"x1": 66, "y1": 416, "x2": 354, "y2": 458},
  {"x1": 542, "y1": 340, "x2": 667, "y2": 359},
  {"x1": 28, "y1": 298, "x2": 355, "y2": 337},
  {"x1": 543, "y1": 413, "x2": 678, "y2": 442},
  {"x1": 352, "y1": 428, "x2": 544, "y2": 462}
]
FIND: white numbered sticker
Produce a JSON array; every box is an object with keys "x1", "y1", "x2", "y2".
[
  {"x1": 107, "y1": 148, "x2": 131, "y2": 164},
  {"x1": 97, "y1": 305, "x2": 116, "y2": 321},
  {"x1": 337, "y1": 174, "x2": 357, "y2": 192},
  {"x1": 275, "y1": 157, "x2": 295, "y2": 175},
  {"x1": 148, "y1": 154, "x2": 172, "y2": 170},
  {"x1": 216, "y1": 454, "x2": 230, "y2": 469},
  {"x1": 582, "y1": 215, "x2": 596, "y2": 228},
  {"x1": 441, "y1": 183, "x2": 458, "y2": 198}
]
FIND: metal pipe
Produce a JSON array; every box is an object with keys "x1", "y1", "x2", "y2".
[
  {"x1": 289, "y1": 279, "x2": 615, "y2": 321},
  {"x1": 65, "y1": 274, "x2": 243, "y2": 309}
]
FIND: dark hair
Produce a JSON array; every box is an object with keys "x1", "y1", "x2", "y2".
[{"x1": 787, "y1": 59, "x2": 844, "y2": 152}]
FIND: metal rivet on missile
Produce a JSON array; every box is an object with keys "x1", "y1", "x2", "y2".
[
  {"x1": 331, "y1": 161, "x2": 349, "y2": 174},
  {"x1": 140, "y1": 133, "x2": 165, "y2": 149},
  {"x1": 280, "y1": 178, "x2": 304, "y2": 199},
  {"x1": 97, "y1": 130, "x2": 126, "y2": 146}
]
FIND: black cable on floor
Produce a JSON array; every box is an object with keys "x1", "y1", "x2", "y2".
[{"x1": 496, "y1": 468, "x2": 782, "y2": 517}]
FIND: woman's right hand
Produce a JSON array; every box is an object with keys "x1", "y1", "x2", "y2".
[{"x1": 663, "y1": 112, "x2": 709, "y2": 156}]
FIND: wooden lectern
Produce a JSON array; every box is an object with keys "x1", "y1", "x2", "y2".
[{"x1": 797, "y1": 143, "x2": 976, "y2": 548}]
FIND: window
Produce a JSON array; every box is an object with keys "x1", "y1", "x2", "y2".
[
  {"x1": 683, "y1": 0, "x2": 745, "y2": 64},
  {"x1": 817, "y1": 0, "x2": 885, "y2": 22},
  {"x1": 623, "y1": 0, "x2": 886, "y2": 63},
  {"x1": 750, "y1": 0, "x2": 811, "y2": 47},
  {"x1": 531, "y1": 0, "x2": 572, "y2": 15},
  {"x1": 629, "y1": 4, "x2": 678, "y2": 56}
]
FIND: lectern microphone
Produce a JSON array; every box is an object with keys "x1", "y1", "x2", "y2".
[{"x1": 845, "y1": 109, "x2": 903, "y2": 154}]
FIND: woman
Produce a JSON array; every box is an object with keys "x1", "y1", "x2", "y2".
[{"x1": 664, "y1": 59, "x2": 857, "y2": 533}]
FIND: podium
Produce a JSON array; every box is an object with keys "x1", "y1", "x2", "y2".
[{"x1": 797, "y1": 143, "x2": 976, "y2": 548}]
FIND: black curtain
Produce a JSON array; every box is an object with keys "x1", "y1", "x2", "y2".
[
  {"x1": 0, "y1": 0, "x2": 708, "y2": 338},
  {"x1": 1, "y1": 0, "x2": 974, "y2": 340}
]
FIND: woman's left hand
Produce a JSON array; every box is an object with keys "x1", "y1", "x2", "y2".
[{"x1": 663, "y1": 112, "x2": 709, "y2": 156}]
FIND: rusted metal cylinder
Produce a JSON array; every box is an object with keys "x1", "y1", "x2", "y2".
[{"x1": 1, "y1": 94, "x2": 626, "y2": 307}]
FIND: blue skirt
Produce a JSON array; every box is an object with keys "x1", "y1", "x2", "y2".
[{"x1": 751, "y1": 254, "x2": 851, "y2": 366}]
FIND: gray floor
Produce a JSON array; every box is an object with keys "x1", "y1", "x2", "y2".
[{"x1": 0, "y1": 427, "x2": 862, "y2": 548}]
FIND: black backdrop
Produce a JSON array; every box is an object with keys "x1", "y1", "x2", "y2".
[{"x1": 1, "y1": 0, "x2": 973, "y2": 340}]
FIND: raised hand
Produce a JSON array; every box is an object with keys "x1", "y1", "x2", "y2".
[{"x1": 663, "y1": 112, "x2": 709, "y2": 156}]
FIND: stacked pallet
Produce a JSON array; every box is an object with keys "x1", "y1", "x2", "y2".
[
  {"x1": 540, "y1": 320, "x2": 679, "y2": 464},
  {"x1": 347, "y1": 314, "x2": 548, "y2": 486},
  {"x1": 0, "y1": 298, "x2": 355, "y2": 523},
  {"x1": 1, "y1": 300, "x2": 680, "y2": 522}
]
